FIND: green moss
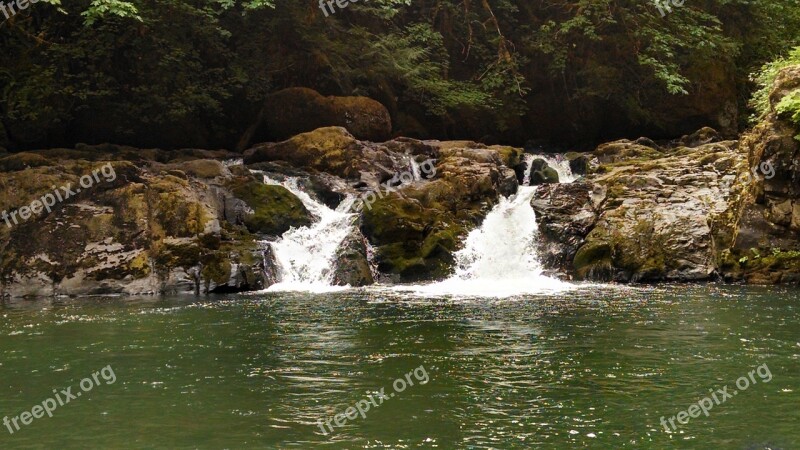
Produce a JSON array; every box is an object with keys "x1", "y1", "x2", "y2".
[
  {"x1": 229, "y1": 179, "x2": 312, "y2": 235},
  {"x1": 201, "y1": 252, "x2": 232, "y2": 285},
  {"x1": 128, "y1": 252, "x2": 151, "y2": 278},
  {"x1": 574, "y1": 240, "x2": 613, "y2": 280},
  {"x1": 776, "y1": 89, "x2": 800, "y2": 141},
  {"x1": 153, "y1": 243, "x2": 202, "y2": 270}
]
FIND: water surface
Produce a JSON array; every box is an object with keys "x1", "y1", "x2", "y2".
[{"x1": 0, "y1": 284, "x2": 798, "y2": 449}]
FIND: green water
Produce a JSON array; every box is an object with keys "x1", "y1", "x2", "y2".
[{"x1": 0, "y1": 284, "x2": 798, "y2": 449}]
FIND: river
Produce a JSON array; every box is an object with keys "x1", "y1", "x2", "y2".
[{"x1": 1, "y1": 285, "x2": 798, "y2": 449}]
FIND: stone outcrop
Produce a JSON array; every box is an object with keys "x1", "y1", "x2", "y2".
[
  {"x1": 531, "y1": 182, "x2": 606, "y2": 274},
  {"x1": 533, "y1": 136, "x2": 749, "y2": 282},
  {"x1": 719, "y1": 65, "x2": 800, "y2": 284},
  {"x1": 0, "y1": 152, "x2": 314, "y2": 297},
  {"x1": 528, "y1": 158, "x2": 560, "y2": 185}
]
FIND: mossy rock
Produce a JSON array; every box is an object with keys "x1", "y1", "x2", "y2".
[
  {"x1": 487, "y1": 145, "x2": 524, "y2": 168},
  {"x1": 229, "y1": 179, "x2": 312, "y2": 235},
  {"x1": 0, "y1": 153, "x2": 52, "y2": 172},
  {"x1": 173, "y1": 159, "x2": 226, "y2": 179},
  {"x1": 146, "y1": 181, "x2": 210, "y2": 239},
  {"x1": 360, "y1": 192, "x2": 469, "y2": 281},
  {"x1": 574, "y1": 240, "x2": 614, "y2": 280},
  {"x1": 594, "y1": 140, "x2": 664, "y2": 164},
  {"x1": 361, "y1": 195, "x2": 424, "y2": 239},
  {"x1": 37, "y1": 148, "x2": 102, "y2": 161},
  {"x1": 244, "y1": 126, "x2": 362, "y2": 178},
  {"x1": 530, "y1": 167, "x2": 560, "y2": 185},
  {"x1": 726, "y1": 249, "x2": 800, "y2": 284}
]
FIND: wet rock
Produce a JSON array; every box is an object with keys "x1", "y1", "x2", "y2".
[
  {"x1": 634, "y1": 137, "x2": 660, "y2": 149},
  {"x1": 567, "y1": 153, "x2": 591, "y2": 176},
  {"x1": 593, "y1": 140, "x2": 664, "y2": 165},
  {"x1": 360, "y1": 141, "x2": 521, "y2": 281},
  {"x1": 333, "y1": 229, "x2": 374, "y2": 287},
  {"x1": 531, "y1": 182, "x2": 606, "y2": 274},
  {"x1": 566, "y1": 139, "x2": 746, "y2": 282},
  {"x1": 529, "y1": 158, "x2": 560, "y2": 185},
  {"x1": 678, "y1": 126, "x2": 722, "y2": 148},
  {"x1": 227, "y1": 176, "x2": 313, "y2": 236},
  {"x1": 244, "y1": 126, "x2": 364, "y2": 179}
]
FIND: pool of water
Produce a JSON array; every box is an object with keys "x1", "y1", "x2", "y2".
[{"x1": 0, "y1": 284, "x2": 798, "y2": 449}]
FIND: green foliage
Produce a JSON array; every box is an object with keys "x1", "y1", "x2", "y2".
[
  {"x1": 82, "y1": 0, "x2": 142, "y2": 26},
  {"x1": 750, "y1": 47, "x2": 800, "y2": 122},
  {"x1": 776, "y1": 90, "x2": 800, "y2": 141},
  {"x1": 2, "y1": 0, "x2": 800, "y2": 148}
]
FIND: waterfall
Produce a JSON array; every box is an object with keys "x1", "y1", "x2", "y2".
[
  {"x1": 522, "y1": 154, "x2": 536, "y2": 186},
  {"x1": 394, "y1": 155, "x2": 575, "y2": 297},
  {"x1": 260, "y1": 176, "x2": 357, "y2": 292}
]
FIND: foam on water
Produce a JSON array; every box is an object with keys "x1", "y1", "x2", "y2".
[{"x1": 258, "y1": 176, "x2": 357, "y2": 293}]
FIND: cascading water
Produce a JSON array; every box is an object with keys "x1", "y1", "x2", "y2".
[
  {"x1": 522, "y1": 153, "x2": 536, "y2": 186},
  {"x1": 394, "y1": 155, "x2": 576, "y2": 297},
  {"x1": 260, "y1": 176, "x2": 357, "y2": 292}
]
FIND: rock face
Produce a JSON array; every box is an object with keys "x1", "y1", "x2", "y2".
[
  {"x1": 333, "y1": 228, "x2": 375, "y2": 286},
  {"x1": 256, "y1": 87, "x2": 392, "y2": 143},
  {"x1": 0, "y1": 152, "x2": 314, "y2": 297},
  {"x1": 531, "y1": 182, "x2": 606, "y2": 273},
  {"x1": 720, "y1": 65, "x2": 800, "y2": 284},
  {"x1": 533, "y1": 136, "x2": 748, "y2": 282}
]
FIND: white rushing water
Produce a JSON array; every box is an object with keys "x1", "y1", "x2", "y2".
[
  {"x1": 522, "y1": 153, "x2": 536, "y2": 186},
  {"x1": 260, "y1": 176, "x2": 357, "y2": 293},
  {"x1": 393, "y1": 155, "x2": 577, "y2": 297}
]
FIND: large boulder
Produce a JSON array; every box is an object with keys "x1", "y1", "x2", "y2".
[
  {"x1": 332, "y1": 228, "x2": 375, "y2": 287},
  {"x1": 245, "y1": 127, "x2": 364, "y2": 179},
  {"x1": 528, "y1": 158, "x2": 560, "y2": 185},
  {"x1": 259, "y1": 87, "x2": 392, "y2": 143},
  {"x1": 555, "y1": 136, "x2": 747, "y2": 282}
]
